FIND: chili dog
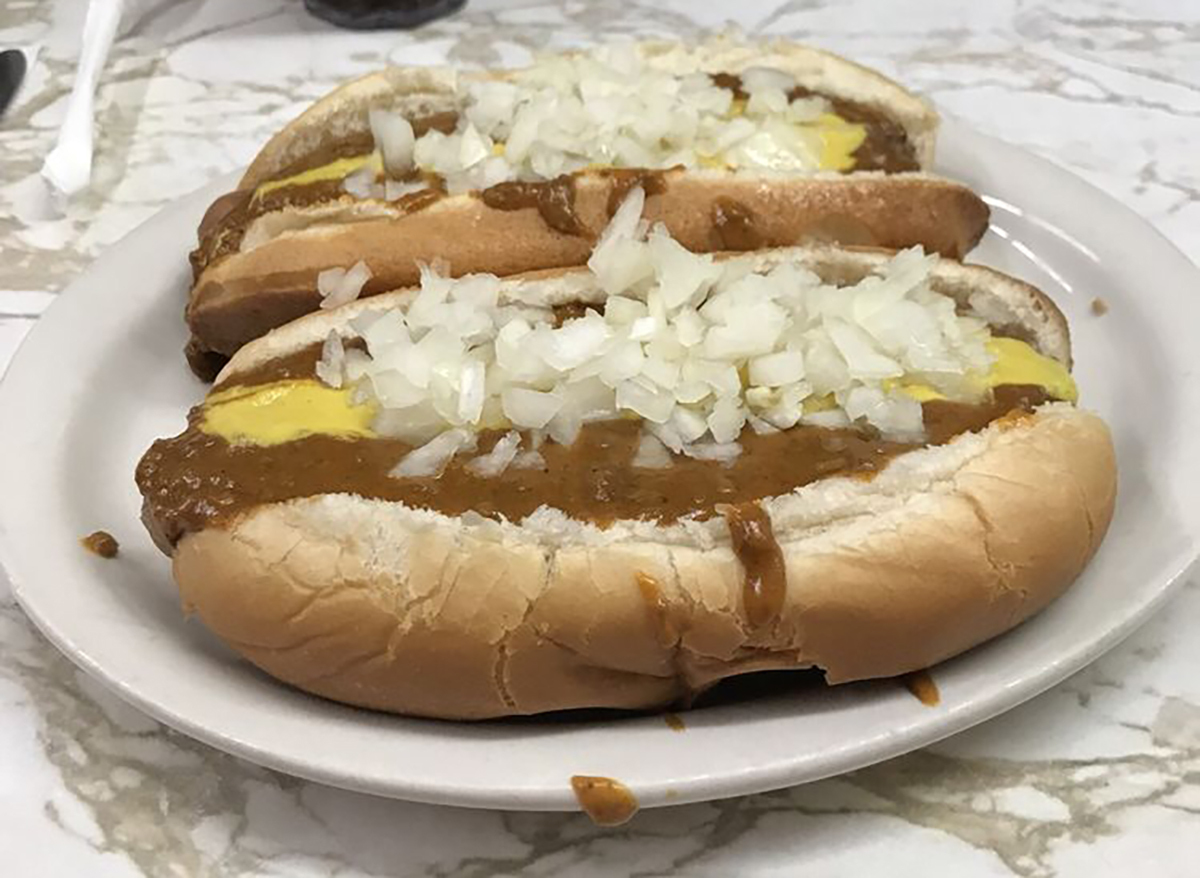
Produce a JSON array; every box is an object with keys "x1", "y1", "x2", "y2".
[
  {"x1": 140, "y1": 193, "x2": 1115, "y2": 720},
  {"x1": 185, "y1": 36, "x2": 990, "y2": 378}
]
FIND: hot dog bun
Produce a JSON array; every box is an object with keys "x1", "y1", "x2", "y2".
[
  {"x1": 146, "y1": 246, "x2": 1116, "y2": 720},
  {"x1": 191, "y1": 174, "x2": 989, "y2": 361},
  {"x1": 185, "y1": 38, "x2": 990, "y2": 372},
  {"x1": 239, "y1": 39, "x2": 939, "y2": 190},
  {"x1": 174, "y1": 407, "x2": 1112, "y2": 718}
]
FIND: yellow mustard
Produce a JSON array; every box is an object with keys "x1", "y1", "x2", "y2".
[
  {"x1": 814, "y1": 113, "x2": 867, "y2": 171},
  {"x1": 254, "y1": 152, "x2": 381, "y2": 200},
  {"x1": 981, "y1": 337, "x2": 1077, "y2": 403},
  {"x1": 201, "y1": 381, "x2": 377, "y2": 446}
]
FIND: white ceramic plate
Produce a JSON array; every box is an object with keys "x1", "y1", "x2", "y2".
[{"x1": 2, "y1": 121, "x2": 1198, "y2": 812}]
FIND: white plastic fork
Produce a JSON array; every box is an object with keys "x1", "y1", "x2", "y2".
[{"x1": 40, "y1": 0, "x2": 125, "y2": 197}]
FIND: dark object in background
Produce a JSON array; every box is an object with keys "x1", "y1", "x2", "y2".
[
  {"x1": 304, "y1": 0, "x2": 467, "y2": 29},
  {"x1": 0, "y1": 49, "x2": 27, "y2": 120}
]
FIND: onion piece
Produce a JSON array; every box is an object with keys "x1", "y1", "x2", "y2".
[
  {"x1": 801, "y1": 409, "x2": 853, "y2": 430},
  {"x1": 458, "y1": 122, "x2": 492, "y2": 169},
  {"x1": 648, "y1": 226, "x2": 721, "y2": 309},
  {"x1": 707, "y1": 396, "x2": 746, "y2": 444},
  {"x1": 384, "y1": 179, "x2": 426, "y2": 201},
  {"x1": 315, "y1": 331, "x2": 345, "y2": 389},
  {"x1": 747, "y1": 88, "x2": 789, "y2": 116},
  {"x1": 542, "y1": 313, "x2": 611, "y2": 371},
  {"x1": 502, "y1": 386, "x2": 563, "y2": 429},
  {"x1": 343, "y1": 165, "x2": 381, "y2": 199},
  {"x1": 747, "y1": 414, "x2": 779, "y2": 435},
  {"x1": 740, "y1": 66, "x2": 797, "y2": 94},
  {"x1": 648, "y1": 421, "x2": 685, "y2": 454},
  {"x1": 681, "y1": 441, "x2": 742, "y2": 464},
  {"x1": 749, "y1": 350, "x2": 806, "y2": 387},
  {"x1": 615, "y1": 379, "x2": 675, "y2": 424},
  {"x1": 842, "y1": 386, "x2": 925, "y2": 440},
  {"x1": 466, "y1": 431, "x2": 522, "y2": 477},
  {"x1": 546, "y1": 408, "x2": 582, "y2": 446},
  {"x1": 510, "y1": 450, "x2": 547, "y2": 471},
  {"x1": 372, "y1": 400, "x2": 445, "y2": 445},
  {"x1": 604, "y1": 296, "x2": 647, "y2": 325},
  {"x1": 389, "y1": 429, "x2": 476, "y2": 478},
  {"x1": 318, "y1": 261, "x2": 373, "y2": 311},
  {"x1": 587, "y1": 187, "x2": 653, "y2": 295},
  {"x1": 457, "y1": 360, "x2": 487, "y2": 424},
  {"x1": 670, "y1": 406, "x2": 708, "y2": 443},
  {"x1": 827, "y1": 320, "x2": 904, "y2": 379},
  {"x1": 632, "y1": 432, "x2": 673, "y2": 469},
  {"x1": 369, "y1": 109, "x2": 416, "y2": 176}
]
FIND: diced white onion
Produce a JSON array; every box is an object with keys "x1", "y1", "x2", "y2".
[
  {"x1": 334, "y1": 188, "x2": 995, "y2": 457},
  {"x1": 363, "y1": 48, "x2": 881, "y2": 198},
  {"x1": 457, "y1": 360, "x2": 487, "y2": 424},
  {"x1": 510, "y1": 450, "x2": 547, "y2": 471},
  {"x1": 389, "y1": 429, "x2": 476, "y2": 478},
  {"x1": 827, "y1": 320, "x2": 904, "y2": 380},
  {"x1": 740, "y1": 66, "x2": 797, "y2": 95},
  {"x1": 802, "y1": 409, "x2": 853, "y2": 430},
  {"x1": 670, "y1": 406, "x2": 708, "y2": 443},
  {"x1": 546, "y1": 409, "x2": 582, "y2": 446},
  {"x1": 632, "y1": 432, "x2": 673, "y2": 469},
  {"x1": 315, "y1": 331, "x2": 345, "y2": 389},
  {"x1": 318, "y1": 260, "x2": 373, "y2": 311},
  {"x1": 466, "y1": 431, "x2": 522, "y2": 477},
  {"x1": 369, "y1": 109, "x2": 415, "y2": 176},
  {"x1": 616, "y1": 379, "x2": 675, "y2": 424},
  {"x1": 542, "y1": 314, "x2": 611, "y2": 371},
  {"x1": 707, "y1": 396, "x2": 747, "y2": 444},
  {"x1": 604, "y1": 296, "x2": 647, "y2": 325},
  {"x1": 457, "y1": 123, "x2": 492, "y2": 169},
  {"x1": 628, "y1": 316, "x2": 658, "y2": 341},
  {"x1": 842, "y1": 386, "x2": 925, "y2": 439},
  {"x1": 587, "y1": 187, "x2": 654, "y2": 296},
  {"x1": 384, "y1": 180, "x2": 427, "y2": 201},
  {"x1": 502, "y1": 386, "x2": 563, "y2": 429},
  {"x1": 343, "y1": 165, "x2": 381, "y2": 199},
  {"x1": 747, "y1": 414, "x2": 779, "y2": 435},
  {"x1": 747, "y1": 88, "x2": 789, "y2": 116},
  {"x1": 648, "y1": 226, "x2": 721, "y2": 309},
  {"x1": 749, "y1": 350, "x2": 806, "y2": 387},
  {"x1": 641, "y1": 356, "x2": 680, "y2": 390},
  {"x1": 682, "y1": 441, "x2": 742, "y2": 463}
]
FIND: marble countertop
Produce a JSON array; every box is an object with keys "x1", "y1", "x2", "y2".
[{"x1": 1, "y1": 0, "x2": 1198, "y2": 874}]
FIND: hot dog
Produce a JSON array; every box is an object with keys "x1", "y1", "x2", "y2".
[
  {"x1": 140, "y1": 193, "x2": 1115, "y2": 720},
  {"x1": 185, "y1": 36, "x2": 990, "y2": 378}
]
